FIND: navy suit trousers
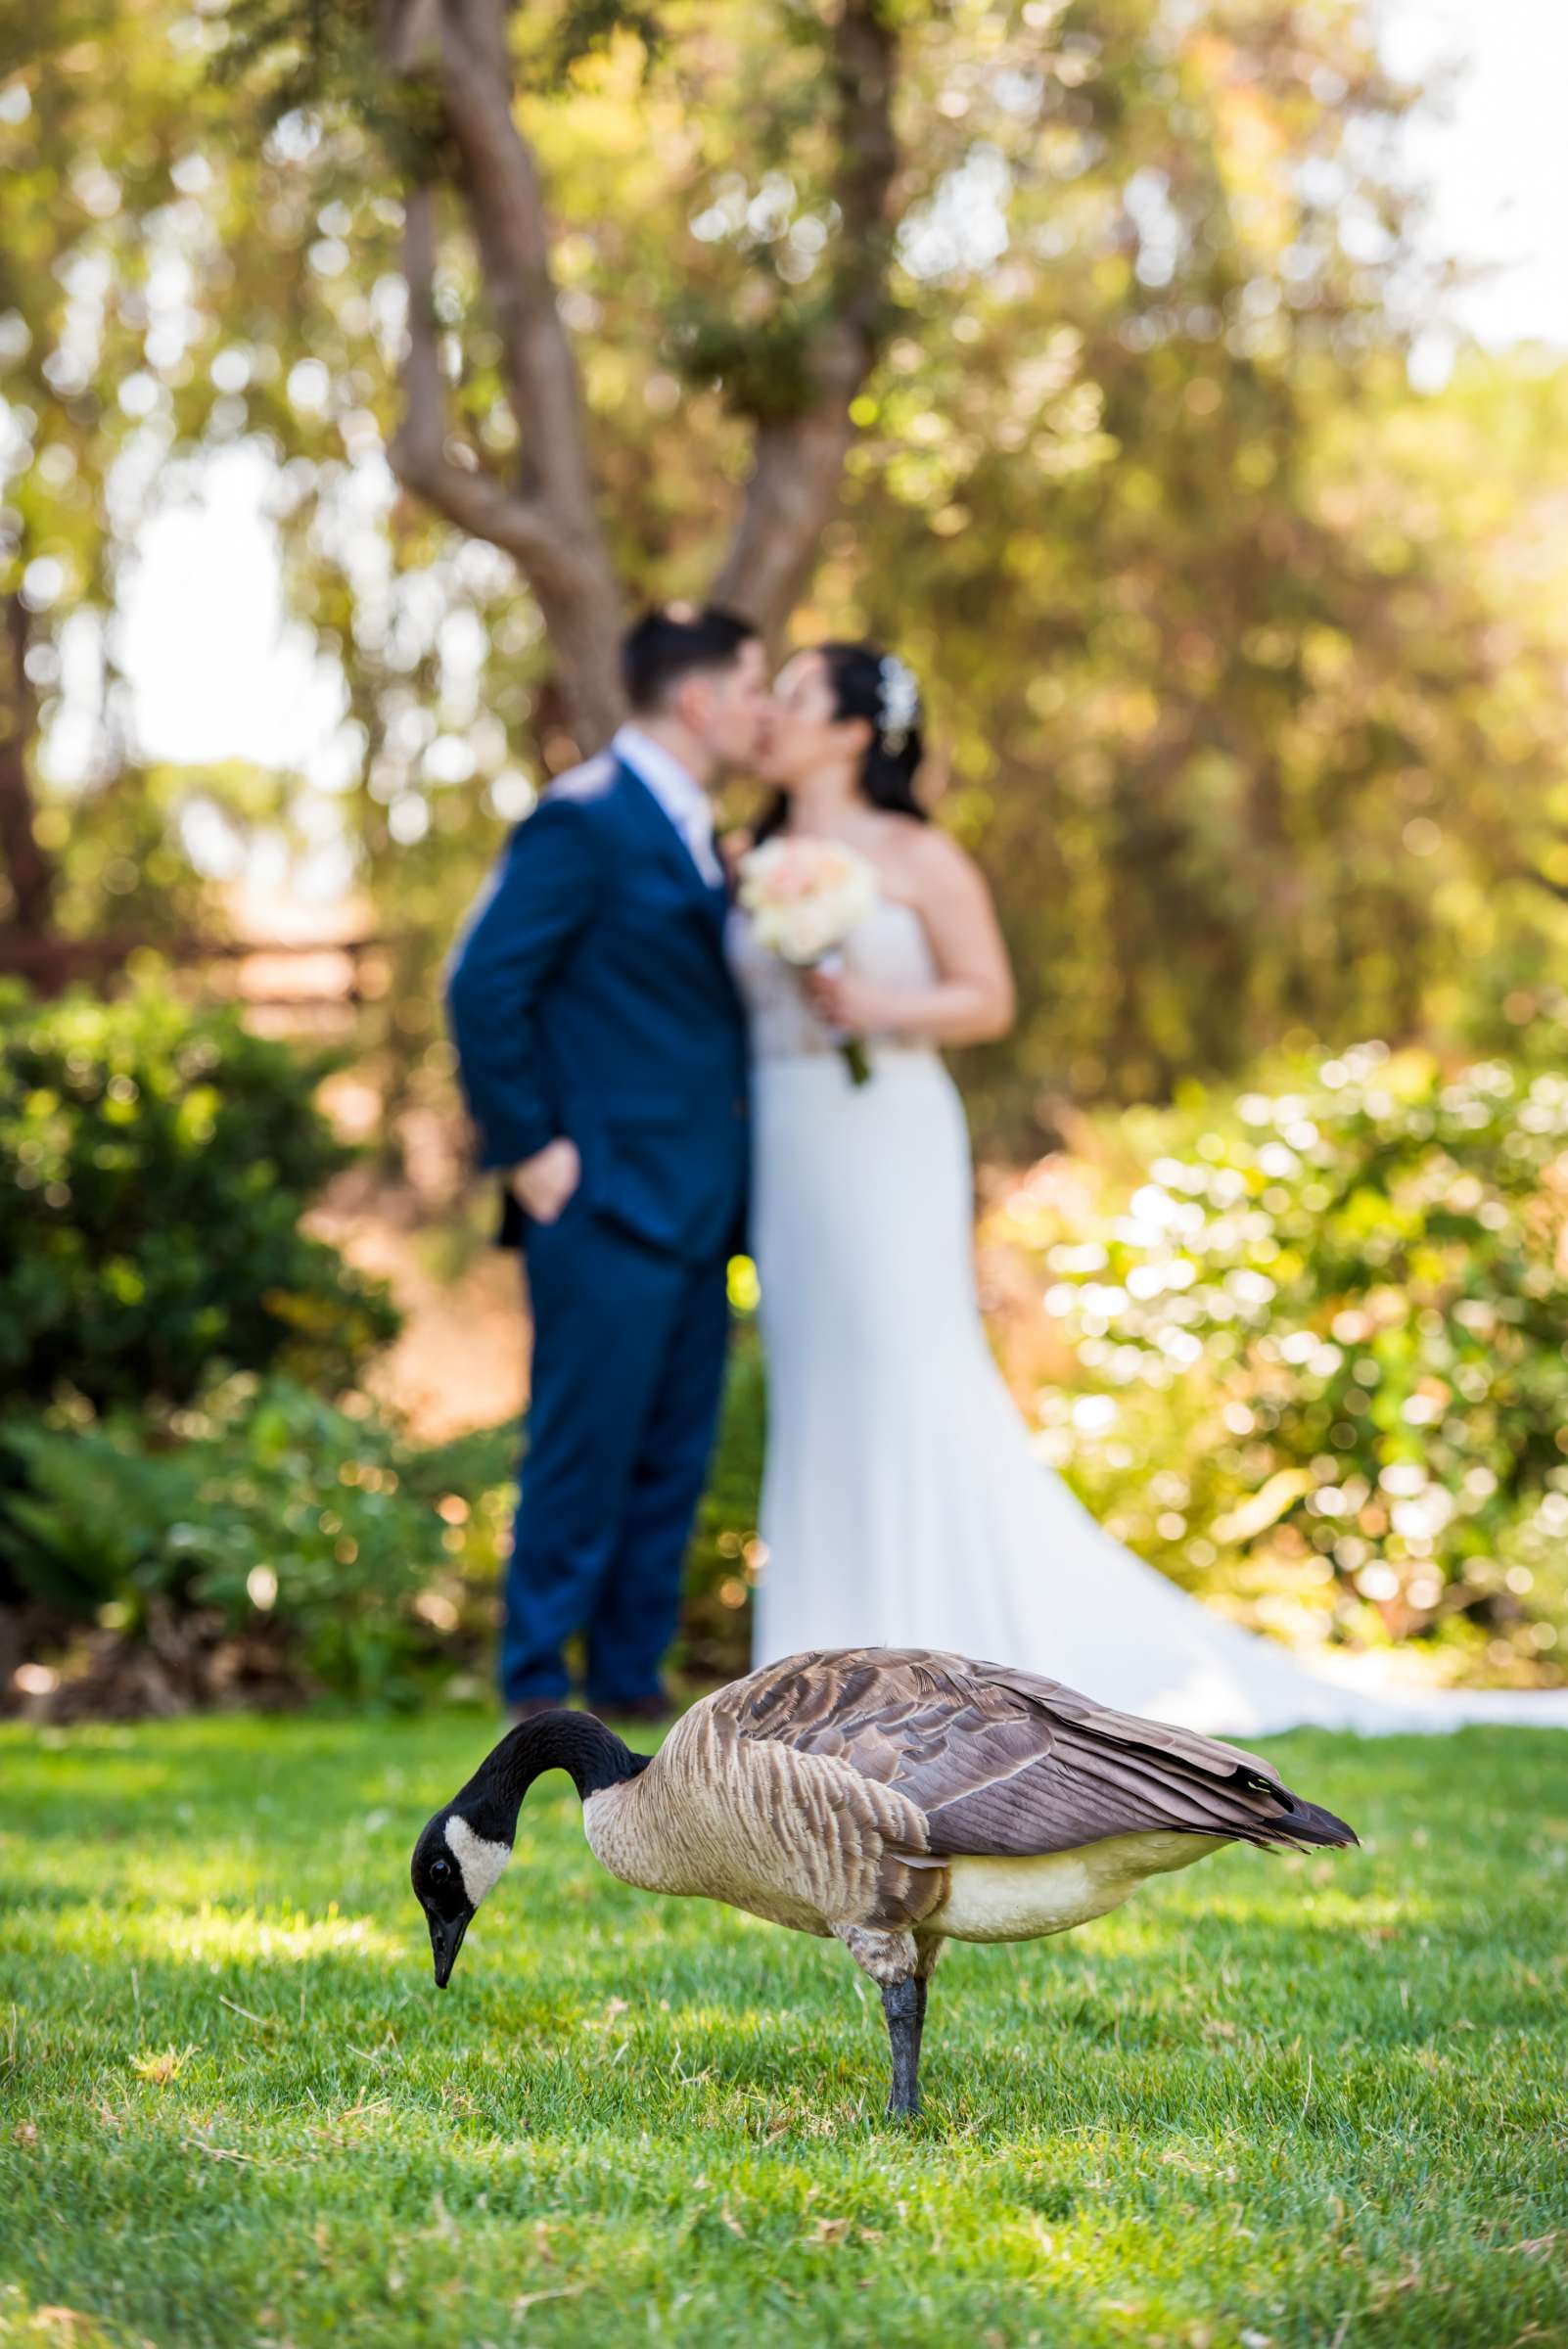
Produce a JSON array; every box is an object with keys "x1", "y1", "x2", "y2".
[{"x1": 499, "y1": 1194, "x2": 732, "y2": 1707}]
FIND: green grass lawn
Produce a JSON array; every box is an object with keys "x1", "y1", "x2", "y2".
[{"x1": 2, "y1": 1714, "x2": 1566, "y2": 2349}]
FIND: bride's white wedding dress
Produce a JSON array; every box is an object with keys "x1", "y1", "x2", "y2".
[{"x1": 729, "y1": 897, "x2": 1568, "y2": 1736}]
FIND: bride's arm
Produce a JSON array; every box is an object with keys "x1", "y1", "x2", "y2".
[{"x1": 806, "y1": 829, "x2": 1016, "y2": 1045}]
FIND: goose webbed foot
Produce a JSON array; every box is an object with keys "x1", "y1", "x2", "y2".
[{"x1": 882, "y1": 1977, "x2": 923, "y2": 2118}]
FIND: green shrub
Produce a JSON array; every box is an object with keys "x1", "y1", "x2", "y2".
[
  {"x1": 0, "y1": 980, "x2": 774, "y2": 1703},
  {"x1": 2, "y1": 1377, "x2": 516, "y2": 1702},
  {"x1": 992, "y1": 1042, "x2": 1568, "y2": 1681},
  {"x1": 0, "y1": 983, "x2": 397, "y2": 1414},
  {"x1": 4, "y1": 1330, "x2": 765, "y2": 1701}
]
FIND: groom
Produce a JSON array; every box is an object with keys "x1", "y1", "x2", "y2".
[{"x1": 447, "y1": 606, "x2": 768, "y2": 1720}]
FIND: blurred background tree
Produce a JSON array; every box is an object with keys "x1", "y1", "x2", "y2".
[
  {"x1": 4, "y1": 0, "x2": 1568, "y2": 1704},
  {"x1": 6, "y1": 0, "x2": 1566, "y2": 1139}
]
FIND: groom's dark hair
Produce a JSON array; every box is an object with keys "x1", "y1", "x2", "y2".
[{"x1": 622, "y1": 605, "x2": 759, "y2": 714}]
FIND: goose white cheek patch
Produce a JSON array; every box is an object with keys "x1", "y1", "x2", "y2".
[{"x1": 444, "y1": 1814, "x2": 512, "y2": 1909}]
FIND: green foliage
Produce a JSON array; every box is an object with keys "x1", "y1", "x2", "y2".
[
  {"x1": 208, "y1": 0, "x2": 448, "y2": 168},
  {"x1": 1, "y1": 1375, "x2": 515, "y2": 1698},
  {"x1": 541, "y1": 0, "x2": 666, "y2": 83},
  {"x1": 0, "y1": 1274, "x2": 762, "y2": 1695},
  {"x1": 0, "y1": 984, "x2": 397, "y2": 1414},
  {"x1": 3, "y1": 1712, "x2": 1568, "y2": 2344},
  {"x1": 994, "y1": 1041, "x2": 1568, "y2": 1679},
  {"x1": 668, "y1": 294, "x2": 834, "y2": 424}
]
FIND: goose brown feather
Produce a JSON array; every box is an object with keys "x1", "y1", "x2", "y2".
[{"x1": 713, "y1": 1648, "x2": 1352, "y2": 1860}]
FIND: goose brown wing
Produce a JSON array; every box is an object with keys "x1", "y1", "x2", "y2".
[{"x1": 718, "y1": 1648, "x2": 1355, "y2": 1857}]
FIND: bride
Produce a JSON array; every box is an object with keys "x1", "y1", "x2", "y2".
[{"x1": 728, "y1": 640, "x2": 1568, "y2": 1736}]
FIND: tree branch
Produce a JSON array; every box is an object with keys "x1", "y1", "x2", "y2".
[
  {"x1": 388, "y1": 185, "x2": 549, "y2": 554},
  {"x1": 438, "y1": 0, "x2": 602, "y2": 521},
  {"x1": 382, "y1": 0, "x2": 625, "y2": 748},
  {"x1": 712, "y1": 0, "x2": 900, "y2": 635}
]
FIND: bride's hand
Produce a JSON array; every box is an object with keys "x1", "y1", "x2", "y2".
[{"x1": 803, "y1": 965, "x2": 902, "y2": 1033}]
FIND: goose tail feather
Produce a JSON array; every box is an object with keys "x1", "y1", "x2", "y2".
[{"x1": 1268, "y1": 1792, "x2": 1359, "y2": 1850}]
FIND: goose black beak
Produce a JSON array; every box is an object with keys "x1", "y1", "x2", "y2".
[{"x1": 428, "y1": 1908, "x2": 470, "y2": 1989}]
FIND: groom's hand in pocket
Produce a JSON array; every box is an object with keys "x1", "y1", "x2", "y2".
[{"x1": 508, "y1": 1137, "x2": 581, "y2": 1224}]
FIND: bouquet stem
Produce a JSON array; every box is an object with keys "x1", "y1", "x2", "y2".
[{"x1": 840, "y1": 1036, "x2": 872, "y2": 1087}]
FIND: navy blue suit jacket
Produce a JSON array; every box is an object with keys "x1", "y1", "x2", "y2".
[{"x1": 446, "y1": 754, "x2": 750, "y2": 1263}]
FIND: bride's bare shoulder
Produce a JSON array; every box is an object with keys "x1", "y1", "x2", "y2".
[{"x1": 892, "y1": 820, "x2": 992, "y2": 909}]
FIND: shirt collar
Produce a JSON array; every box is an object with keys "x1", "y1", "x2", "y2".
[{"x1": 613, "y1": 724, "x2": 710, "y2": 829}]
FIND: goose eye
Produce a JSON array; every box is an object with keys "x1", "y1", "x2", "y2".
[{"x1": 430, "y1": 1856, "x2": 452, "y2": 1884}]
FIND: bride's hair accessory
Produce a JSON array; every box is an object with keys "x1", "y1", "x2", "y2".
[{"x1": 877, "y1": 654, "x2": 921, "y2": 755}]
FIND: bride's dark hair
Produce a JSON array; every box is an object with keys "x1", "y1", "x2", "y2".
[{"x1": 755, "y1": 641, "x2": 928, "y2": 843}]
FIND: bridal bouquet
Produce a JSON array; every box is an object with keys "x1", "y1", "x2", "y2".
[{"x1": 738, "y1": 836, "x2": 880, "y2": 1084}]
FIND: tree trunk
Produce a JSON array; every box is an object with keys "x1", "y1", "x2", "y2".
[
  {"x1": 713, "y1": 0, "x2": 899, "y2": 639},
  {"x1": 0, "y1": 592, "x2": 54, "y2": 936},
  {"x1": 381, "y1": 0, "x2": 901, "y2": 712},
  {"x1": 382, "y1": 0, "x2": 625, "y2": 748}
]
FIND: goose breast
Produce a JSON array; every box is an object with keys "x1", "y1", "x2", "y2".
[{"x1": 582, "y1": 1702, "x2": 945, "y2": 1937}]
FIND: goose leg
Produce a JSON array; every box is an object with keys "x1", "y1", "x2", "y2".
[
  {"x1": 832, "y1": 1924, "x2": 925, "y2": 2120},
  {"x1": 911, "y1": 1938, "x2": 943, "y2": 2077},
  {"x1": 881, "y1": 1977, "x2": 923, "y2": 2117}
]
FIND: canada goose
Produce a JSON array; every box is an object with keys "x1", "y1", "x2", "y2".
[{"x1": 410, "y1": 1646, "x2": 1357, "y2": 2117}]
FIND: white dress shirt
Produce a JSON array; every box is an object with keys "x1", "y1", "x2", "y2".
[{"x1": 613, "y1": 724, "x2": 723, "y2": 889}]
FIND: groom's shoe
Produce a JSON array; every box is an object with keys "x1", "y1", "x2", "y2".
[
  {"x1": 589, "y1": 1689, "x2": 674, "y2": 1726},
  {"x1": 505, "y1": 1694, "x2": 568, "y2": 1726}
]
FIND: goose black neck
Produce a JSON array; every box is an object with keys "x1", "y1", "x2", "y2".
[{"x1": 459, "y1": 1712, "x2": 649, "y2": 1834}]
